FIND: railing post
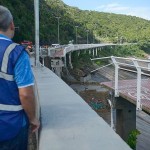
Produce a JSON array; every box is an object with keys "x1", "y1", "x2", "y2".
[
  {"x1": 132, "y1": 59, "x2": 142, "y2": 110},
  {"x1": 111, "y1": 56, "x2": 119, "y2": 97}
]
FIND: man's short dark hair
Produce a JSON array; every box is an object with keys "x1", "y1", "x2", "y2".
[{"x1": 0, "y1": 5, "x2": 13, "y2": 32}]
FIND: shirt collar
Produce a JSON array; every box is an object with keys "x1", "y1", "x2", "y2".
[{"x1": 0, "y1": 34, "x2": 12, "y2": 41}]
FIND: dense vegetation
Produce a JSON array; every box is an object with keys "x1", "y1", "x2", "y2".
[
  {"x1": 1, "y1": 0, "x2": 150, "y2": 45},
  {"x1": 1, "y1": 0, "x2": 150, "y2": 58},
  {"x1": 0, "y1": 0, "x2": 34, "y2": 42},
  {"x1": 71, "y1": 44, "x2": 148, "y2": 71},
  {"x1": 127, "y1": 129, "x2": 140, "y2": 150},
  {"x1": 1, "y1": 2, "x2": 148, "y2": 147}
]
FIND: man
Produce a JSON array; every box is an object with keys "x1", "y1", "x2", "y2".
[{"x1": 0, "y1": 5, "x2": 40, "y2": 150}]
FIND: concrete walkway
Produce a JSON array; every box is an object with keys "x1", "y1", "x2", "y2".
[{"x1": 33, "y1": 65, "x2": 132, "y2": 150}]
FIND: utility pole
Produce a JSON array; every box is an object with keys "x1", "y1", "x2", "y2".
[
  {"x1": 93, "y1": 30, "x2": 95, "y2": 43},
  {"x1": 34, "y1": 0, "x2": 39, "y2": 66},
  {"x1": 86, "y1": 30, "x2": 89, "y2": 44},
  {"x1": 75, "y1": 26, "x2": 78, "y2": 44},
  {"x1": 55, "y1": 17, "x2": 60, "y2": 44}
]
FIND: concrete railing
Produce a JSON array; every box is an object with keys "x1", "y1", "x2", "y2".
[
  {"x1": 32, "y1": 64, "x2": 132, "y2": 150},
  {"x1": 28, "y1": 66, "x2": 41, "y2": 150}
]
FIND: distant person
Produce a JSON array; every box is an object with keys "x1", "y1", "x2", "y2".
[{"x1": 0, "y1": 5, "x2": 40, "y2": 150}]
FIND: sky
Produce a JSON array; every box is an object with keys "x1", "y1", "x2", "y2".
[{"x1": 62, "y1": 0, "x2": 150, "y2": 20}]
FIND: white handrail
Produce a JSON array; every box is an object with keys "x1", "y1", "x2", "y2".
[
  {"x1": 90, "y1": 63, "x2": 113, "y2": 73},
  {"x1": 116, "y1": 62, "x2": 135, "y2": 67},
  {"x1": 91, "y1": 56, "x2": 150, "y2": 111},
  {"x1": 91, "y1": 56, "x2": 111, "y2": 61}
]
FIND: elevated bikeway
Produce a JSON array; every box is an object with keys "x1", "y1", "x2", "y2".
[
  {"x1": 63, "y1": 43, "x2": 116, "y2": 57},
  {"x1": 40, "y1": 43, "x2": 117, "y2": 58}
]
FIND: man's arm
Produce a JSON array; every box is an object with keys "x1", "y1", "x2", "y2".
[
  {"x1": 19, "y1": 86, "x2": 40, "y2": 132},
  {"x1": 14, "y1": 50, "x2": 40, "y2": 132}
]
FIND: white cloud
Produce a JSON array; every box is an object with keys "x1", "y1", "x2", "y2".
[
  {"x1": 96, "y1": 3, "x2": 150, "y2": 20},
  {"x1": 127, "y1": 7, "x2": 150, "y2": 20}
]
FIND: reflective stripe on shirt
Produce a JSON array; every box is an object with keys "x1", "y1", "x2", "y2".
[
  {"x1": 0, "y1": 72, "x2": 14, "y2": 81},
  {"x1": 1, "y1": 43, "x2": 18, "y2": 73},
  {"x1": 0, "y1": 37, "x2": 11, "y2": 41},
  {"x1": 0, "y1": 104, "x2": 23, "y2": 111}
]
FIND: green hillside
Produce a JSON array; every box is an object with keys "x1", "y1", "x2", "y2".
[{"x1": 0, "y1": 0, "x2": 150, "y2": 46}]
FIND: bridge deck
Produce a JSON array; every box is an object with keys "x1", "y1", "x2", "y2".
[{"x1": 102, "y1": 79, "x2": 150, "y2": 114}]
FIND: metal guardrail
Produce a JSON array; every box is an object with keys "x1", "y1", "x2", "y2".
[{"x1": 91, "y1": 56, "x2": 150, "y2": 111}]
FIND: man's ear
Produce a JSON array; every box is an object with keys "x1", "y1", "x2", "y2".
[{"x1": 10, "y1": 21, "x2": 15, "y2": 31}]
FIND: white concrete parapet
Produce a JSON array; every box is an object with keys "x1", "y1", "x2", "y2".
[
  {"x1": 63, "y1": 43, "x2": 116, "y2": 57},
  {"x1": 33, "y1": 65, "x2": 132, "y2": 150}
]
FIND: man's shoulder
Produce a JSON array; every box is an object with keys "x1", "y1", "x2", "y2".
[
  {"x1": 15, "y1": 43, "x2": 30, "y2": 55},
  {"x1": 9, "y1": 42, "x2": 28, "y2": 65},
  {"x1": 1, "y1": 41, "x2": 25, "y2": 51},
  {"x1": 13, "y1": 42, "x2": 24, "y2": 49},
  {"x1": 12, "y1": 42, "x2": 27, "y2": 55}
]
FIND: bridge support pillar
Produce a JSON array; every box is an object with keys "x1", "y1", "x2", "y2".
[
  {"x1": 41, "y1": 56, "x2": 51, "y2": 69},
  {"x1": 78, "y1": 51, "x2": 80, "y2": 56},
  {"x1": 96, "y1": 48, "x2": 98, "y2": 56},
  {"x1": 64, "y1": 56, "x2": 66, "y2": 67},
  {"x1": 89, "y1": 50, "x2": 91, "y2": 55},
  {"x1": 99, "y1": 47, "x2": 101, "y2": 54},
  {"x1": 69, "y1": 53, "x2": 73, "y2": 69},
  {"x1": 51, "y1": 67, "x2": 62, "y2": 77},
  {"x1": 114, "y1": 96, "x2": 136, "y2": 141},
  {"x1": 51, "y1": 59, "x2": 64, "y2": 78},
  {"x1": 92, "y1": 49, "x2": 95, "y2": 56}
]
